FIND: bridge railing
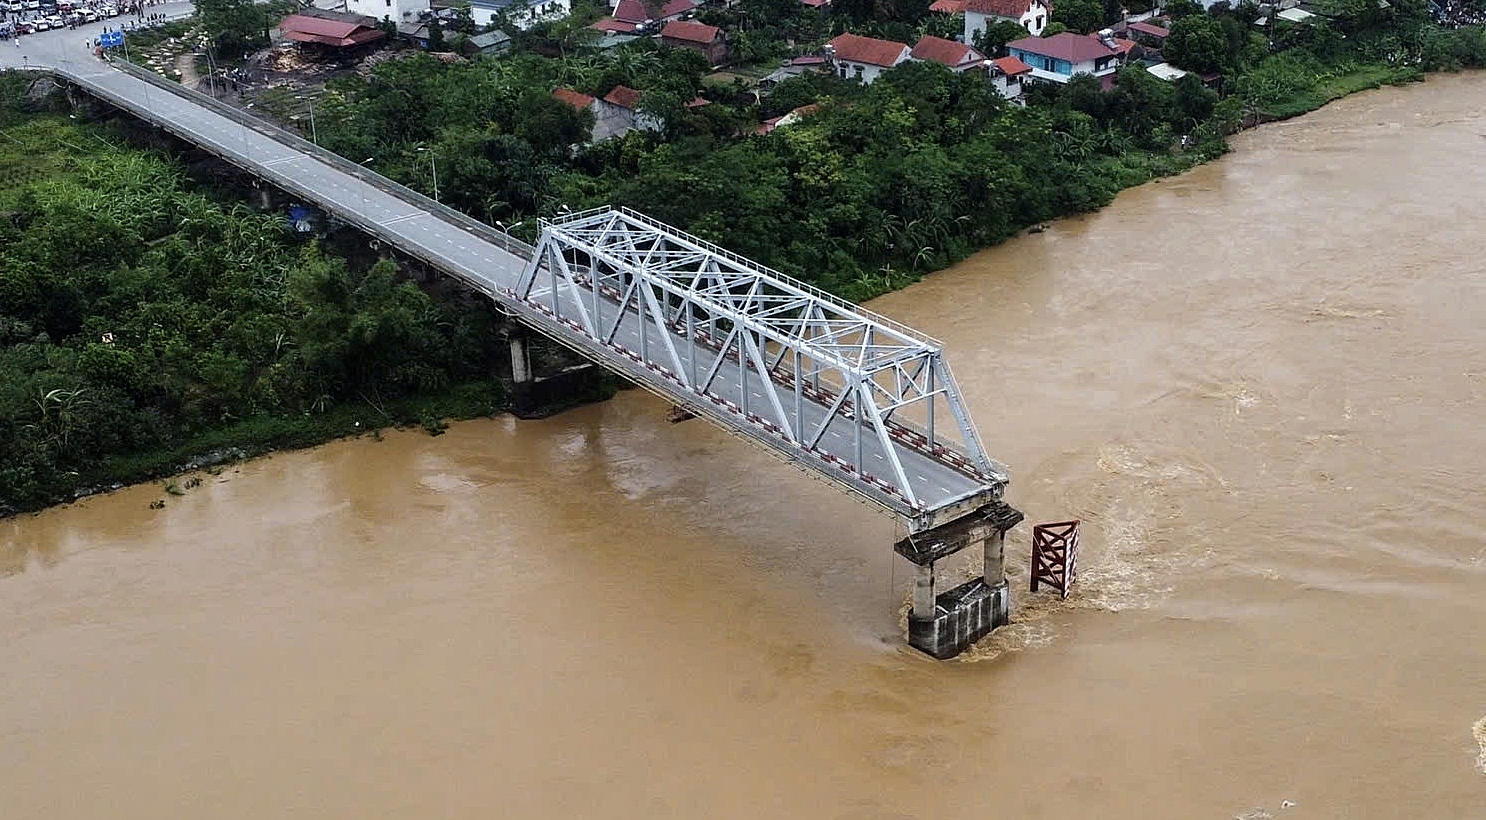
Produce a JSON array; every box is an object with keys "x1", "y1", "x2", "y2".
[
  {"x1": 551, "y1": 206, "x2": 943, "y2": 351},
  {"x1": 91, "y1": 60, "x2": 535, "y2": 260}
]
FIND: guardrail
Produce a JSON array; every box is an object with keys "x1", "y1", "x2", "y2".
[{"x1": 86, "y1": 60, "x2": 535, "y2": 260}]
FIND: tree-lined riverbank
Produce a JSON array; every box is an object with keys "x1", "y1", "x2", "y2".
[{"x1": 0, "y1": 76, "x2": 508, "y2": 515}]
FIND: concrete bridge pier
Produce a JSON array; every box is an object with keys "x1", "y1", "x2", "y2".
[
  {"x1": 503, "y1": 326, "x2": 611, "y2": 419},
  {"x1": 895, "y1": 500, "x2": 1024, "y2": 659},
  {"x1": 509, "y1": 330, "x2": 533, "y2": 386}
]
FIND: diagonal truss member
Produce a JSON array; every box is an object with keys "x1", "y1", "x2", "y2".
[{"x1": 513, "y1": 207, "x2": 1007, "y2": 531}]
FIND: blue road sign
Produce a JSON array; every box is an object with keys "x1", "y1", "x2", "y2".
[{"x1": 100, "y1": 30, "x2": 123, "y2": 48}]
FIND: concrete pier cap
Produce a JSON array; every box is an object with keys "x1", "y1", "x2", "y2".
[{"x1": 895, "y1": 499, "x2": 1024, "y2": 659}]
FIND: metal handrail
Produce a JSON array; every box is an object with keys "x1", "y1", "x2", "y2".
[
  {"x1": 586, "y1": 206, "x2": 943, "y2": 349},
  {"x1": 100, "y1": 60, "x2": 535, "y2": 259}
]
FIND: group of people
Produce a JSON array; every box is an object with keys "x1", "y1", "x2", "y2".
[
  {"x1": 1433, "y1": 0, "x2": 1486, "y2": 27},
  {"x1": 2, "y1": 0, "x2": 177, "y2": 43}
]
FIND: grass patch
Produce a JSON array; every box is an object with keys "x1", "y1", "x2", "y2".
[{"x1": 1257, "y1": 61, "x2": 1422, "y2": 120}]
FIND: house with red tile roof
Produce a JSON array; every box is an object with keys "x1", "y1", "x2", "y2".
[
  {"x1": 613, "y1": 0, "x2": 696, "y2": 23},
  {"x1": 987, "y1": 55, "x2": 1032, "y2": 99},
  {"x1": 660, "y1": 20, "x2": 728, "y2": 66},
  {"x1": 592, "y1": 0, "x2": 697, "y2": 35},
  {"x1": 964, "y1": 0, "x2": 1051, "y2": 44},
  {"x1": 825, "y1": 33, "x2": 911, "y2": 84},
  {"x1": 1005, "y1": 31, "x2": 1128, "y2": 84},
  {"x1": 553, "y1": 88, "x2": 597, "y2": 112},
  {"x1": 278, "y1": 14, "x2": 388, "y2": 48},
  {"x1": 595, "y1": 85, "x2": 663, "y2": 140},
  {"x1": 591, "y1": 17, "x2": 637, "y2": 33},
  {"x1": 910, "y1": 35, "x2": 986, "y2": 72},
  {"x1": 1127, "y1": 21, "x2": 1170, "y2": 43}
]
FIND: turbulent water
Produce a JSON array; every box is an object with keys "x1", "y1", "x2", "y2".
[{"x1": 6, "y1": 75, "x2": 1486, "y2": 819}]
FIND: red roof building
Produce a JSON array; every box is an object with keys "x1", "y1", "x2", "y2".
[
  {"x1": 553, "y1": 88, "x2": 597, "y2": 110},
  {"x1": 964, "y1": 0, "x2": 1052, "y2": 39},
  {"x1": 277, "y1": 14, "x2": 387, "y2": 48},
  {"x1": 989, "y1": 55, "x2": 1033, "y2": 76},
  {"x1": 660, "y1": 19, "x2": 720, "y2": 43},
  {"x1": 1007, "y1": 32, "x2": 1118, "y2": 64},
  {"x1": 827, "y1": 33, "x2": 912, "y2": 67},
  {"x1": 1128, "y1": 21, "x2": 1170, "y2": 40},
  {"x1": 660, "y1": 20, "x2": 728, "y2": 66},
  {"x1": 603, "y1": 85, "x2": 643, "y2": 110},
  {"x1": 591, "y1": 18, "x2": 637, "y2": 33},
  {"x1": 965, "y1": 0, "x2": 1043, "y2": 17},
  {"x1": 613, "y1": 0, "x2": 697, "y2": 23},
  {"x1": 910, "y1": 35, "x2": 985, "y2": 72}
]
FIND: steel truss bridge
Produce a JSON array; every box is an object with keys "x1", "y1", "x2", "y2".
[{"x1": 35, "y1": 57, "x2": 1008, "y2": 533}]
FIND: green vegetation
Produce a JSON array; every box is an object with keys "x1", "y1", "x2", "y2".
[
  {"x1": 299, "y1": 0, "x2": 1479, "y2": 310},
  {"x1": 310, "y1": 44, "x2": 1223, "y2": 303},
  {"x1": 0, "y1": 77, "x2": 507, "y2": 515}
]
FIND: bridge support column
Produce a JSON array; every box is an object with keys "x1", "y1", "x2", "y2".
[
  {"x1": 895, "y1": 500, "x2": 1023, "y2": 660},
  {"x1": 509, "y1": 333, "x2": 532, "y2": 385},
  {"x1": 505, "y1": 327, "x2": 612, "y2": 419}
]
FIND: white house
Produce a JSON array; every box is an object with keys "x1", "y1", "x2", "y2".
[
  {"x1": 986, "y1": 54, "x2": 1032, "y2": 99},
  {"x1": 468, "y1": 0, "x2": 571, "y2": 30},
  {"x1": 825, "y1": 33, "x2": 910, "y2": 85},
  {"x1": 347, "y1": 0, "x2": 428, "y2": 25},
  {"x1": 964, "y1": 0, "x2": 1051, "y2": 43}
]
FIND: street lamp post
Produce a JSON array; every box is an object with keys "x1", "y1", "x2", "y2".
[
  {"x1": 358, "y1": 156, "x2": 375, "y2": 214},
  {"x1": 239, "y1": 101, "x2": 255, "y2": 159},
  {"x1": 417, "y1": 146, "x2": 438, "y2": 203}
]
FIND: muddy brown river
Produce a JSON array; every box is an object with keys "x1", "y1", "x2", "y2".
[{"x1": 6, "y1": 74, "x2": 1486, "y2": 819}]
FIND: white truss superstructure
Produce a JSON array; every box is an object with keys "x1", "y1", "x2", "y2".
[{"x1": 515, "y1": 207, "x2": 1006, "y2": 530}]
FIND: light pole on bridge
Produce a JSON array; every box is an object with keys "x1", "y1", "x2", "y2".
[
  {"x1": 357, "y1": 156, "x2": 375, "y2": 215},
  {"x1": 416, "y1": 145, "x2": 438, "y2": 203},
  {"x1": 294, "y1": 94, "x2": 318, "y2": 145}
]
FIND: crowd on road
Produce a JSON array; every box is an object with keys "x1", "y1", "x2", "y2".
[
  {"x1": 1433, "y1": 0, "x2": 1486, "y2": 27},
  {"x1": 1, "y1": 0, "x2": 173, "y2": 41}
]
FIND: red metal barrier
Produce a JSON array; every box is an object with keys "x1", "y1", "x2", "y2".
[{"x1": 1030, "y1": 520, "x2": 1080, "y2": 599}]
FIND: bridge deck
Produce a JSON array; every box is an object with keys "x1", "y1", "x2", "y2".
[{"x1": 40, "y1": 57, "x2": 1004, "y2": 531}]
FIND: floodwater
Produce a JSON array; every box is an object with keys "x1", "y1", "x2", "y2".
[{"x1": 6, "y1": 74, "x2": 1486, "y2": 820}]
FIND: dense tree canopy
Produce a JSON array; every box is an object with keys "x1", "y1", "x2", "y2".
[{"x1": 0, "y1": 89, "x2": 504, "y2": 512}]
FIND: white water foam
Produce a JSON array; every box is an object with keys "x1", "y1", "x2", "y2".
[{"x1": 1474, "y1": 714, "x2": 1486, "y2": 774}]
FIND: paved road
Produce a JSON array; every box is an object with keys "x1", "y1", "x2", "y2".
[
  {"x1": 5, "y1": 37, "x2": 1000, "y2": 528},
  {"x1": 2, "y1": 1, "x2": 197, "y2": 67}
]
